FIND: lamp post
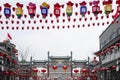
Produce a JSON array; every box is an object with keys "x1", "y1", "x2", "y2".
[
  {"x1": 87, "y1": 57, "x2": 90, "y2": 80},
  {"x1": 71, "y1": 51, "x2": 73, "y2": 77}
]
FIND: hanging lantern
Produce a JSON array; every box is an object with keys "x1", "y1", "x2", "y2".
[
  {"x1": 92, "y1": 0, "x2": 101, "y2": 16},
  {"x1": 11, "y1": 20, "x2": 14, "y2": 24},
  {"x1": 87, "y1": 24, "x2": 89, "y2": 27},
  {"x1": 45, "y1": 20, "x2": 48, "y2": 23},
  {"x1": 52, "y1": 65, "x2": 58, "y2": 71},
  {"x1": 16, "y1": 3, "x2": 23, "y2": 19},
  {"x1": 16, "y1": 21, "x2": 19, "y2": 24},
  {"x1": 81, "y1": 68, "x2": 87, "y2": 73},
  {"x1": 41, "y1": 69, "x2": 46, "y2": 73},
  {"x1": 51, "y1": 20, "x2": 53, "y2": 23},
  {"x1": 0, "y1": 53, "x2": 4, "y2": 57},
  {"x1": 79, "y1": 1, "x2": 87, "y2": 17},
  {"x1": 0, "y1": 6, "x2": 2, "y2": 11},
  {"x1": 62, "y1": 13, "x2": 65, "y2": 17},
  {"x1": 75, "y1": 12, "x2": 78, "y2": 16},
  {"x1": 74, "y1": 69, "x2": 79, "y2": 73},
  {"x1": 50, "y1": 13, "x2": 52, "y2": 17},
  {"x1": 54, "y1": 3, "x2": 61, "y2": 18},
  {"x1": 36, "y1": 14, "x2": 39, "y2": 18},
  {"x1": 16, "y1": 27, "x2": 19, "y2": 30},
  {"x1": 6, "y1": 26, "x2": 9, "y2": 29},
  {"x1": 40, "y1": 2, "x2": 50, "y2": 18},
  {"x1": 75, "y1": 3, "x2": 78, "y2": 7},
  {"x1": 62, "y1": 26, "x2": 65, "y2": 28},
  {"x1": 115, "y1": 43, "x2": 120, "y2": 47},
  {"x1": 27, "y1": 2, "x2": 36, "y2": 18},
  {"x1": 40, "y1": 19, "x2": 42, "y2": 23},
  {"x1": 63, "y1": 19, "x2": 65, "y2": 23},
  {"x1": 116, "y1": 0, "x2": 120, "y2": 13},
  {"x1": 103, "y1": 0, "x2": 113, "y2": 15},
  {"x1": 5, "y1": 21, "x2": 8, "y2": 24},
  {"x1": 62, "y1": 65, "x2": 68, "y2": 71},
  {"x1": 24, "y1": 14, "x2": 27, "y2": 18},
  {"x1": 66, "y1": 1, "x2": 74, "y2": 17},
  {"x1": 101, "y1": 16, "x2": 104, "y2": 19},
  {"x1": 36, "y1": 27, "x2": 39, "y2": 30},
  {"x1": 33, "y1": 69, "x2": 38, "y2": 73},
  {"x1": 4, "y1": 3, "x2": 11, "y2": 19},
  {"x1": 22, "y1": 20, "x2": 25, "y2": 24},
  {"x1": 11, "y1": 14, "x2": 14, "y2": 18}
]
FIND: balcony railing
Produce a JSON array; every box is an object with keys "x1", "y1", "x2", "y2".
[{"x1": 102, "y1": 52, "x2": 120, "y2": 64}]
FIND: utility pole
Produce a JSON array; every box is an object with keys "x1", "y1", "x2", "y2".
[
  {"x1": 71, "y1": 51, "x2": 73, "y2": 77},
  {"x1": 47, "y1": 51, "x2": 50, "y2": 77}
]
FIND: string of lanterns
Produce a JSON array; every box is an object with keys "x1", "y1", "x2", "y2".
[{"x1": 0, "y1": 0, "x2": 119, "y2": 30}]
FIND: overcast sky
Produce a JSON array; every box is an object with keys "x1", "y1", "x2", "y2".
[{"x1": 0, "y1": 0, "x2": 116, "y2": 61}]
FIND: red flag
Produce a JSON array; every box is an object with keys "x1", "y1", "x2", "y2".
[{"x1": 7, "y1": 33, "x2": 12, "y2": 40}]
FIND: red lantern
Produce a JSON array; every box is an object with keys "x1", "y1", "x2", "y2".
[
  {"x1": 57, "y1": 19, "x2": 59, "y2": 23},
  {"x1": 21, "y1": 27, "x2": 24, "y2": 30},
  {"x1": 34, "y1": 20, "x2": 36, "y2": 24},
  {"x1": 74, "y1": 69, "x2": 79, "y2": 73},
  {"x1": 6, "y1": 26, "x2": 9, "y2": 29},
  {"x1": 62, "y1": 26, "x2": 65, "y2": 28},
  {"x1": 22, "y1": 20, "x2": 25, "y2": 24},
  {"x1": 32, "y1": 27, "x2": 34, "y2": 30},
  {"x1": 1, "y1": 27, "x2": 4, "y2": 30},
  {"x1": 27, "y1": 2, "x2": 36, "y2": 18},
  {"x1": 57, "y1": 26, "x2": 59, "y2": 29},
  {"x1": 51, "y1": 20, "x2": 53, "y2": 23},
  {"x1": 75, "y1": 3, "x2": 78, "y2": 7},
  {"x1": 16, "y1": 27, "x2": 19, "y2": 30},
  {"x1": 50, "y1": 13, "x2": 52, "y2": 17},
  {"x1": 0, "y1": 6, "x2": 2, "y2": 11},
  {"x1": 0, "y1": 53, "x2": 4, "y2": 57},
  {"x1": 62, "y1": 65, "x2": 68, "y2": 71},
  {"x1": 40, "y1": 19, "x2": 42, "y2": 23},
  {"x1": 24, "y1": 14, "x2": 27, "y2": 18},
  {"x1": 41, "y1": 69, "x2": 46, "y2": 73},
  {"x1": 16, "y1": 21, "x2": 19, "y2": 24},
  {"x1": 63, "y1": 19, "x2": 65, "y2": 23},
  {"x1": 115, "y1": 43, "x2": 120, "y2": 47},
  {"x1": 11, "y1": 20, "x2": 14, "y2": 24},
  {"x1": 42, "y1": 26, "x2": 44, "y2": 29},
  {"x1": 45, "y1": 20, "x2": 48, "y2": 23},
  {"x1": 62, "y1": 13, "x2": 65, "y2": 17},
  {"x1": 36, "y1": 26, "x2": 39, "y2": 30},
  {"x1": 11, "y1": 14, "x2": 14, "y2": 18},
  {"x1": 88, "y1": 24, "x2": 90, "y2": 27},
  {"x1": 81, "y1": 68, "x2": 87, "y2": 73},
  {"x1": 52, "y1": 65, "x2": 58, "y2": 70},
  {"x1": 73, "y1": 18, "x2": 76, "y2": 22},
  {"x1": 33, "y1": 69, "x2": 38, "y2": 73},
  {"x1": 12, "y1": 7, "x2": 15, "y2": 11},
  {"x1": 36, "y1": 14, "x2": 39, "y2": 18},
  {"x1": 90, "y1": 17, "x2": 92, "y2": 20},
  {"x1": 28, "y1": 20, "x2": 31, "y2": 24},
  {"x1": 54, "y1": 3, "x2": 61, "y2": 18},
  {"x1": 5, "y1": 21, "x2": 8, "y2": 24}
]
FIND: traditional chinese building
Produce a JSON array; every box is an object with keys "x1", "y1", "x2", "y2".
[
  {"x1": 0, "y1": 39, "x2": 18, "y2": 80},
  {"x1": 95, "y1": 15, "x2": 120, "y2": 80},
  {"x1": 32, "y1": 52, "x2": 87, "y2": 80}
]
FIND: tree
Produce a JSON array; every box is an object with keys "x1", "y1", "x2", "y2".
[{"x1": 18, "y1": 45, "x2": 35, "y2": 62}]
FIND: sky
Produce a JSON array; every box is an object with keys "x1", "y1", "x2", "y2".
[{"x1": 0, "y1": 0, "x2": 116, "y2": 61}]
